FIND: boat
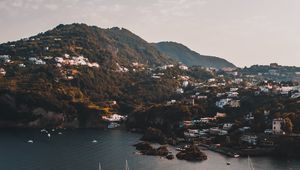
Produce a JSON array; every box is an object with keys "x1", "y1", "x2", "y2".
[
  {"x1": 233, "y1": 154, "x2": 240, "y2": 158},
  {"x1": 248, "y1": 156, "x2": 255, "y2": 170},
  {"x1": 125, "y1": 160, "x2": 129, "y2": 170},
  {"x1": 227, "y1": 162, "x2": 231, "y2": 165},
  {"x1": 27, "y1": 140, "x2": 34, "y2": 143},
  {"x1": 92, "y1": 140, "x2": 98, "y2": 143},
  {"x1": 47, "y1": 133, "x2": 51, "y2": 138},
  {"x1": 108, "y1": 122, "x2": 120, "y2": 129},
  {"x1": 40, "y1": 129, "x2": 48, "y2": 133},
  {"x1": 58, "y1": 132, "x2": 63, "y2": 135},
  {"x1": 99, "y1": 162, "x2": 101, "y2": 170}
]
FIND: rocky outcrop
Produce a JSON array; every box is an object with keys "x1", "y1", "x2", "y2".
[
  {"x1": 134, "y1": 142, "x2": 173, "y2": 158},
  {"x1": 176, "y1": 144, "x2": 207, "y2": 161}
]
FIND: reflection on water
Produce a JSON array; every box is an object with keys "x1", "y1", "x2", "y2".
[{"x1": 0, "y1": 129, "x2": 299, "y2": 170}]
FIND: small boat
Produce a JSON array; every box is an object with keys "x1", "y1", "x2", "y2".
[
  {"x1": 125, "y1": 160, "x2": 129, "y2": 170},
  {"x1": 58, "y1": 132, "x2": 63, "y2": 135},
  {"x1": 227, "y1": 162, "x2": 231, "y2": 165},
  {"x1": 248, "y1": 156, "x2": 255, "y2": 170},
  {"x1": 47, "y1": 133, "x2": 51, "y2": 138},
  {"x1": 233, "y1": 154, "x2": 240, "y2": 158},
  {"x1": 52, "y1": 129, "x2": 55, "y2": 132},
  {"x1": 40, "y1": 129, "x2": 48, "y2": 133},
  {"x1": 92, "y1": 140, "x2": 98, "y2": 143},
  {"x1": 28, "y1": 140, "x2": 34, "y2": 143}
]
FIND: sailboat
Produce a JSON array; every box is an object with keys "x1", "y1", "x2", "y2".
[
  {"x1": 125, "y1": 160, "x2": 129, "y2": 170},
  {"x1": 248, "y1": 156, "x2": 255, "y2": 170}
]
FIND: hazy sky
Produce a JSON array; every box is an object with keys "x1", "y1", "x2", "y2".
[{"x1": 0, "y1": 0, "x2": 300, "y2": 67}]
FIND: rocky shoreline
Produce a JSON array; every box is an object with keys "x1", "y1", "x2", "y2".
[
  {"x1": 134, "y1": 142, "x2": 174, "y2": 160},
  {"x1": 176, "y1": 144, "x2": 207, "y2": 161}
]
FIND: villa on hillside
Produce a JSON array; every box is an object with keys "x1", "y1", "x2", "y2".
[{"x1": 272, "y1": 118, "x2": 285, "y2": 135}]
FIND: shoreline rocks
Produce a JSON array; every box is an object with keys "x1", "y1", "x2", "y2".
[
  {"x1": 134, "y1": 142, "x2": 174, "y2": 159},
  {"x1": 176, "y1": 144, "x2": 207, "y2": 161}
]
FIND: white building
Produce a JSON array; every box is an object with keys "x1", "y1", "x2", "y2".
[
  {"x1": 208, "y1": 78, "x2": 216, "y2": 83},
  {"x1": 223, "y1": 123, "x2": 233, "y2": 131},
  {"x1": 179, "y1": 65, "x2": 188, "y2": 70},
  {"x1": 227, "y1": 92, "x2": 239, "y2": 98},
  {"x1": 272, "y1": 118, "x2": 285, "y2": 134},
  {"x1": 0, "y1": 68, "x2": 6, "y2": 76},
  {"x1": 230, "y1": 88, "x2": 239, "y2": 92},
  {"x1": 216, "y1": 98, "x2": 231, "y2": 108},
  {"x1": 176, "y1": 88, "x2": 184, "y2": 94},
  {"x1": 18, "y1": 63, "x2": 26, "y2": 68},
  {"x1": 0, "y1": 55, "x2": 11, "y2": 63},
  {"x1": 182, "y1": 81, "x2": 189, "y2": 87}
]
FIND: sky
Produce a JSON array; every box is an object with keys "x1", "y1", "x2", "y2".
[{"x1": 0, "y1": 0, "x2": 300, "y2": 67}]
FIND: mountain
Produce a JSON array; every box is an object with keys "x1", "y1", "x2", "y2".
[
  {"x1": 0, "y1": 23, "x2": 173, "y2": 68},
  {"x1": 154, "y1": 41, "x2": 236, "y2": 69},
  {"x1": 0, "y1": 23, "x2": 213, "y2": 128}
]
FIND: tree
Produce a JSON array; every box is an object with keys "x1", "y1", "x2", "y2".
[{"x1": 284, "y1": 117, "x2": 293, "y2": 133}]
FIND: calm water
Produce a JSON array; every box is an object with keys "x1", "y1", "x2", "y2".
[{"x1": 0, "y1": 129, "x2": 299, "y2": 170}]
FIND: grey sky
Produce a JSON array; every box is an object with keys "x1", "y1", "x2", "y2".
[{"x1": 0, "y1": 0, "x2": 300, "y2": 67}]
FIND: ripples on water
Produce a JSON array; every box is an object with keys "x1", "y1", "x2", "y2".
[{"x1": 0, "y1": 129, "x2": 299, "y2": 170}]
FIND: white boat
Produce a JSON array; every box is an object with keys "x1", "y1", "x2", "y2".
[
  {"x1": 47, "y1": 133, "x2": 51, "y2": 138},
  {"x1": 40, "y1": 129, "x2": 48, "y2": 133},
  {"x1": 58, "y1": 132, "x2": 63, "y2": 135},
  {"x1": 233, "y1": 154, "x2": 240, "y2": 158},
  {"x1": 92, "y1": 140, "x2": 98, "y2": 143},
  {"x1": 108, "y1": 122, "x2": 120, "y2": 129},
  {"x1": 28, "y1": 140, "x2": 34, "y2": 143},
  {"x1": 125, "y1": 160, "x2": 129, "y2": 170}
]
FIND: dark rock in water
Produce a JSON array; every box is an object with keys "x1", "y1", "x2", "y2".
[
  {"x1": 141, "y1": 127, "x2": 168, "y2": 144},
  {"x1": 156, "y1": 146, "x2": 169, "y2": 156},
  {"x1": 176, "y1": 144, "x2": 207, "y2": 161},
  {"x1": 134, "y1": 142, "x2": 153, "y2": 151},
  {"x1": 166, "y1": 154, "x2": 175, "y2": 160},
  {"x1": 134, "y1": 142, "x2": 172, "y2": 158}
]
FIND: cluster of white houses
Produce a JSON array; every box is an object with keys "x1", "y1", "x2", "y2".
[{"x1": 55, "y1": 54, "x2": 99, "y2": 68}]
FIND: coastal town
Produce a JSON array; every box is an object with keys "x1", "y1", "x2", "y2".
[
  {"x1": 1, "y1": 24, "x2": 300, "y2": 163},
  {"x1": 130, "y1": 63, "x2": 300, "y2": 161},
  {"x1": 2, "y1": 46, "x2": 300, "y2": 160}
]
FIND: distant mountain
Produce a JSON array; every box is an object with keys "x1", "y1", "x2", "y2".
[{"x1": 154, "y1": 41, "x2": 236, "y2": 69}]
